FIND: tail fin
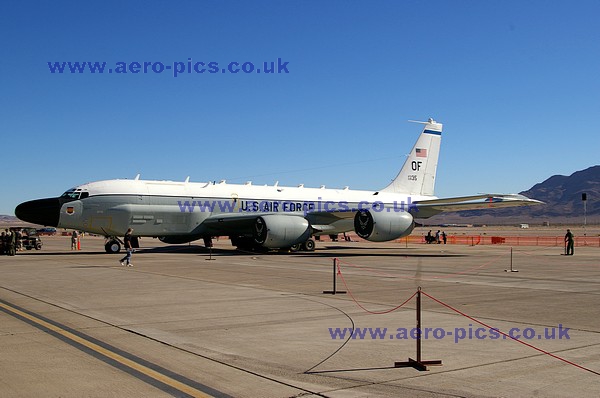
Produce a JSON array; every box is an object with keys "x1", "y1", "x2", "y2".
[{"x1": 380, "y1": 118, "x2": 442, "y2": 196}]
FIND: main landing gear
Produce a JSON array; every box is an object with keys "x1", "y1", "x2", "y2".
[
  {"x1": 231, "y1": 236, "x2": 316, "y2": 253},
  {"x1": 288, "y1": 238, "x2": 317, "y2": 252},
  {"x1": 105, "y1": 235, "x2": 139, "y2": 253},
  {"x1": 104, "y1": 239, "x2": 121, "y2": 253}
]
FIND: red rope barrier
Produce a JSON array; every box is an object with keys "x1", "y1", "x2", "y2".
[
  {"x1": 420, "y1": 290, "x2": 600, "y2": 377},
  {"x1": 328, "y1": 258, "x2": 600, "y2": 376}
]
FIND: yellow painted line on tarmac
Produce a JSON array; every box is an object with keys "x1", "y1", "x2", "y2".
[{"x1": 0, "y1": 301, "x2": 213, "y2": 398}]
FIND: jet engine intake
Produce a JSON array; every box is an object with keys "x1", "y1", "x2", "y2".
[
  {"x1": 353, "y1": 210, "x2": 414, "y2": 242},
  {"x1": 253, "y1": 215, "x2": 311, "y2": 248}
]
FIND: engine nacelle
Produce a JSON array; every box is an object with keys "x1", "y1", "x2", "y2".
[
  {"x1": 253, "y1": 215, "x2": 311, "y2": 248},
  {"x1": 353, "y1": 210, "x2": 414, "y2": 242}
]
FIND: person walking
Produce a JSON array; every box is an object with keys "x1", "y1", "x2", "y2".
[
  {"x1": 119, "y1": 228, "x2": 134, "y2": 266},
  {"x1": 565, "y1": 229, "x2": 574, "y2": 255}
]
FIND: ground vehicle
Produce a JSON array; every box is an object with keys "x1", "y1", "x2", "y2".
[
  {"x1": 17, "y1": 228, "x2": 43, "y2": 250},
  {"x1": 37, "y1": 227, "x2": 57, "y2": 236}
]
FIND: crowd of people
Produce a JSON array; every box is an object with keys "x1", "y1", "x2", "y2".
[
  {"x1": 1, "y1": 228, "x2": 25, "y2": 255},
  {"x1": 1, "y1": 228, "x2": 85, "y2": 255},
  {"x1": 425, "y1": 229, "x2": 447, "y2": 244}
]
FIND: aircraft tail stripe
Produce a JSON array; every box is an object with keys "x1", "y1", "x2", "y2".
[{"x1": 424, "y1": 129, "x2": 442, "y2": 136}]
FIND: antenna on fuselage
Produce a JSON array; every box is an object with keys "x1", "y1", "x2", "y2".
[
  {"x1": 184, "y1": 176, "x2": 190, "y2": 183},
  {"x1": 134, "y1": 174, "x2": 140, "y2": 180}
]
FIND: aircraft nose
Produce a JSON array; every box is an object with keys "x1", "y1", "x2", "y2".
[{"x1": 15, "y1": 198, "x2": 61, "y2": 227}]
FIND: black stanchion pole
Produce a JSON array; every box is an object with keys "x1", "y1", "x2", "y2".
[
  {"x1": 416, "y1": 286, "x2": 422, "y2": 363},
  {"x1": 505, "y1": 247, "x2": 518, "y2": 272},
  {"x1": 333, "y1": 257, "x2": 337, "y2": 293},
  {"x1": 395, "y1": 287, "x2": 442, "y2": 371},
  {"x1": 323, "y1": 258, "x2": 346, "y2": 295}
]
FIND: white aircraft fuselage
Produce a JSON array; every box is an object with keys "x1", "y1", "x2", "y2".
[{"x1": 15, "y1": 119, "x2": 541, "y2": 252}]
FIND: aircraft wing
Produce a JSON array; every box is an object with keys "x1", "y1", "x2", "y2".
[
  {"x1": 412, "y1": 194, "x2": 543, "y2": 218},
  {"x1": 197, "y1": 194, "x2": 542, "y2": 233}
]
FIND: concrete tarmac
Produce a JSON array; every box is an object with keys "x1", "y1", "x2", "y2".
[{"x1": 1, "y1": 235, "x2": 599, "y2": 397}]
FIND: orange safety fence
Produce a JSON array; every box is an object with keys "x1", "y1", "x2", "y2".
[{"x1": 395, "y1": 235, "x2": 600, "y2": 247}]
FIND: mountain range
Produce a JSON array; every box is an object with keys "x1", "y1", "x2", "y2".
[{"x1": 429, "y1": 165, "x2": 600, "y2": 225}]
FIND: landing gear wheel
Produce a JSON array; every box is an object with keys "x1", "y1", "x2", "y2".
[
  {"x1": 302, "y1": 238, "x2": 316, "y2": 252},
  {"x1": 105, "y1": 240, "x2": 121, "y2": 253},
  {"x1": 289, "y1": 243, "x2": 301, "y2": 252}
]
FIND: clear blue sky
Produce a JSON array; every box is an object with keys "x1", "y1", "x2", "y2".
[{"x1": 1, "y1": 1, "x2": 599, "y2": 215}]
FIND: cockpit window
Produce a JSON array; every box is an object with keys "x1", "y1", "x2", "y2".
[
  {"x1": 60, "y1": 189, "x2": 89, "y2": 200},
  {"x1": 61, "y1": 189, "x2": 78, "y2": 199}
]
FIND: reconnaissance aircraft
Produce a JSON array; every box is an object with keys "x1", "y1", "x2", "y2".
[{"x1": 15, "y1": 119, "x2": 541, "y2": 253}]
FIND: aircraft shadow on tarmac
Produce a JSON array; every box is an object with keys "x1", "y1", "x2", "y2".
[
  {"x1": 295, "y1": 245, "x2": 468, "y2": 259},
  {"x1": 12, "y1": 244, "x2": 468, "y2": 259},
  {"x1": 295, "y1": 252, "x2": 468, "y2": 259},
  {"x1": 136, "y1": 244, "x2": 469, "y2": 259},
  {"x1": 11, "y1": 245, "x2": 221, "y2": 256}
]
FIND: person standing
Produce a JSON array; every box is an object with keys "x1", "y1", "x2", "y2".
[
  {"x1": 442, "y1": 231, "x2": 447, "y2": 244},
  {"x1": 8, "y1": 229, "x2": 16, "y2": 256},
  {"x1": 565, "y1": 229, "x2": 574, "y2": 255},
  {"x1": 71, "y1": 230, "x2": 79, "y2": 250},
  {"x1": 15, "y1": 230, "x2": 22, "y2": 251},
  {"x1": 3, "y1": 229, "x2": 10, "y2": 255},
  {"x1": 119, "y1": 228, "x2": 134, "y2": 267},
  {"x1": 1, "y1": 231, "x2": 6, "y2": 255}
]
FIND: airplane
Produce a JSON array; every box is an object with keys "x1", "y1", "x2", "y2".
[{"x1": 15, "y1": 119, "x2": 542, "y2": 253}]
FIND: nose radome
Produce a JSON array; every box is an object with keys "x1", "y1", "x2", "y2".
[{"x1": 15, "y1": 198, "x2": 61, "y2": 227}]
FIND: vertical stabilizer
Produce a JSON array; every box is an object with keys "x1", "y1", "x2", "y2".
[{"x1": 380, "y1": 118, "x2": 442, "y2": 196}]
